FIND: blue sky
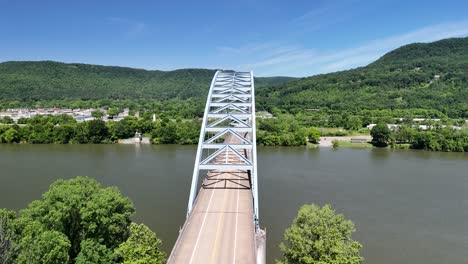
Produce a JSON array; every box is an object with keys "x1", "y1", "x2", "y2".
[{"x1": 1, "y1": 0, "x2": 468, "y2": 77}]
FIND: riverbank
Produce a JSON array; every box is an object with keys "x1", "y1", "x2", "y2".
[
  {"x1": 118, "y1": 137, "x2": 151, "y2": 144},
  {"x1": 319, "y1": 136, "x2": 372, "y2": 147}
]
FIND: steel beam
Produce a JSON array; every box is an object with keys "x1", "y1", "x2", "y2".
[
  {"x1": 207, "y1": 113, "x2": 251, "y2": 118},
  {"x1": 202, "y1": 144, "x2": 253, "y2": 149},
  {"x1": 210, "y1": 102, "x2": 251, "y2": 107},
  {"x1": 205, "y1": 127, "x2": 252, "y2": 132},
  {"x1": 199, "y1": 164, "x2": 253, "y2": 170},
  {"x1": 186, "y1": 70, "x2": 260, "y2": 232}
]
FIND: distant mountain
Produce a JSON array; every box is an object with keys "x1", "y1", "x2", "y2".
[
  {"x1": 257, "y1": 37, "x2": 468, "y2": 118},
  {"x1": 254, "y1": 76, "x2": 297, "y2": 87},
  {"x1": 0, "y1": 61, "x2": 295, "y2": 101},
  {"x1": 1, "y1": 38, "x2": 467, "y2": 118}
]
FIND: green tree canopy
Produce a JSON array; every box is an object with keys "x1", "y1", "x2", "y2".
[
  {"x1": 115, "y1": 222, "x2": 166, "y2": 264},
  {"x1": 75, "y1": 239, "x2": 114, "y2": 264},
  {"x1": 1, "y1": 177, "x2": 167, "y2": 263},
  {"x1": 307, "y1": 127, "x2": 321, "y2": 144},
  {"x1": 15, "y1": 221, "x2": 71, "y2": 264},
  {"x1": 2, "y1": 128, "x2": 20, "y2": 143},
  {"x1": 370, "y1": 123, "x2": 391, "y2": 147},
  {"x1": 86, "y1": 119, "x2": 110, "y2": 143},
  {"x1": 278, "y1": 204, "x2": 363, "y2": 264},
  {"x1": 107, "y1": 108, "x2": 120, "y2": 118},
  {"x1": 0, "y1": 209, "x2": 17, "y2": 264},
  {"x1": 17, "y1": 176, "x2": 135, "y2": 261},
  {"x1": 91, "y1": 110, "x2": 105, "y2": 119}
]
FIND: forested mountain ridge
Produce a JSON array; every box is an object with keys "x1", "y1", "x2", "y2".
[
  {"x1": 0, "y1": 61, "x2": 295, "y2": 101},
  {"x1": 257, "y1": 37, "x2": 468, "y2": 118},
  {"x1": 1, "y1": 37, "x2": 467, "y2": 118}
]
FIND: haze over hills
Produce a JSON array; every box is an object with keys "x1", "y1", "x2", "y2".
[{"x1": 0, "y1": 37, "x2": 467, "y2": 118}]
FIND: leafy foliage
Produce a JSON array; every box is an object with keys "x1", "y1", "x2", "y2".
[
  {"x1": 0, "y1": 209, "x2": 16, "y2": 264},
  {"x1": 75, "y1": 239, "x2": 114, "y2": 264},
  {"x1": 17, "y1": 177, "x2": 134, "y2": 261},
  {"x1": 257, "y1": 115, "x2": 308, "y2": 146},
  {"x1": 278, "y1": 204, "x2": 363, "y2": 264},
  {"x1": 0, "y1": 177, "x2": 166, "y2": 263},
  {"x1": 15, "y1": 221, "x2": 71, "y2": 264},
  {"x1": 395, "y1": 126, "x2": 468, "y2": 152},
  {"x1": 86, "y1": 119, "x2": 110, "y2": 143},
  {"x1": 371, "y1": 123, "x2": 391, "y2": 147},
  {"x1": 1, "y1": 37, "x2": 467, "y2": 150},
  {"x1": 115, "y1": 223, "x2": 166, "y2": 264},
  {"x1": 258, "y1": 37, "x2": 468, "y2": 118},
  {"x1": 0, "y1": 61, "x2": 292, "y2": 103},
  {"x1": 307, "y1": 127, "x2": 321, "y2": 144}
]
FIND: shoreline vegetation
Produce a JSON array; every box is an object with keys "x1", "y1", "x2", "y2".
[
  {"x1": 0, "y1": 38, "x2": 467, "y2": 153},
  {"x1": 0, "y1": 113, "x2": 466, "y2": 152}
]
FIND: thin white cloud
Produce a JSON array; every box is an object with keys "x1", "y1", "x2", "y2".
[
  {"x1": 289, "y1": 0, "x2": 361, "y2": 33},
  {"x1": 106, "y1": 17, "x2": 148, "y2": 38},
  {"x1": 291, "y1": 6, "x2": 331, "y2": 24},
  {"x1": 217, "y1": 43, "x2": 273, "y2": 55},
  {"x1": 226, "y1": 19, "x2": 468, "y2": 77}
]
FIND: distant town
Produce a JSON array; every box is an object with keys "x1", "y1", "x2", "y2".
[
  {"x1": 0, "y1": 107, "x2": 464, "y2": 132},
  {"x1": 0, "y1": 108, "x2": 131, "y2": 122},
  {"x1": 366, "y1": 120, "x2": 463, "y2": 131}
]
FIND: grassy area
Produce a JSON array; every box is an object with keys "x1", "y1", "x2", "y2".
[
  {"x1": 335, "y1": 141, "x2": 412, "y2": 149},
  {"x1": 319, "y1": 128, "x2": 349, "y2": 136},
  {"x1": 349, "y1": 128, "x2": 371, "y2": 136},
  {"x1": 319, "y1": 127, "x2": 371, "y2": 136},
  {"x1": 333, "y1": 140, "x2": 373, "y2": 148}
]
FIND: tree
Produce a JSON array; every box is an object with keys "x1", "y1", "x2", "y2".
[
  {"x1": 73, "y1": 122, "x2": 89, "y2": 143},
  {"x1": 0, "y1": 116, "x2": 14, "y2": 124},
  {"x1": 17, "y1": 177, "x2": 135, "y2": 260},
  {"x1": 278, "y1": 204, "x2": 363, "y2": 264},
  {"x1": 91, "y1": 110, "x2": 105, "y2": 120},
  {"x1": 75, "y1": 239, "x2": 114, "y2": 264},
  {"x1": 307, "y1": 127, "x2": 321, "y2": 144},
  {"x1": 15, "y1": 221, "x2": 71, "y2": 264},
  {"x1": 107, "y1": 108, "x2": 120, "y2": 119},
  {"x1": 109, "y1": 120, "x2": 134, "y2": 140},
  {"x1": 157, "y1": 122, "x2": 179, "y2": 144},
  {"x1": 53, "y1": 124, "x2": 76, "y2": 144},
  {"x1": 2, "y1": 128, "x2": 20, "y2": 143},
  {"x1": 412, "y1": 131, "x2": 436, "y2": 150},
  {"x1": 370, "y1": 123, "x2": 391, "y2": 147},
  {"x1": 394, "y1": 125, "x2": 415, "y2": 143},
  {"x1": 344, "y1": 116, "x2": 362, "y2": 131},
  {"x1": 115, "y1": 223, "x2": 166, "y2": 264},
  {"x1": 0, "y1": 209, "x2": 16, "y2": 264},
  {"x1": 86, "y1": 119, "x2": 110, "y2": 143}
]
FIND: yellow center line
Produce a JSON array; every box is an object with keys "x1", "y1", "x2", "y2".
[{"x1": 209, "y1": 172, "x2": 229, "y2": 264}]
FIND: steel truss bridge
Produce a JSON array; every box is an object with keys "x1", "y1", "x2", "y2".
[{"x1": 168, "y1": 70, "x2": 265, "y2": 264}]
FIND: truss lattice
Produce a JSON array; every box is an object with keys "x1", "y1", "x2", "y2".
[{"x1": 187, "y1": 70, "x2": 259, "y2": 230}]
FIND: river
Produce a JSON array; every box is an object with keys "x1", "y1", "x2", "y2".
[{"x1": 0, "y1": 144, "x2": 466, "y2": 263}]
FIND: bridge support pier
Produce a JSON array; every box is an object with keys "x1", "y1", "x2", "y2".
[{"x1": 255, "y1": 228, "x2": 266, "y2": 264}]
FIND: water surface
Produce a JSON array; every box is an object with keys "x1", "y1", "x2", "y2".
[{"x1": 0, "y1": 144, "x2": 466, "y2": 263}]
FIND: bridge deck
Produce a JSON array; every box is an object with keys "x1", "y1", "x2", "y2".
[{"x1": 169, "y1": 138, "x2": 256, "y2": 264}]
